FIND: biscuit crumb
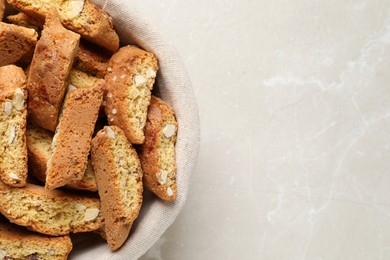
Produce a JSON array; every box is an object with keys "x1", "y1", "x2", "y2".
[{"x1": 48, "y1": 249, "x2": 55, "y2": 256}]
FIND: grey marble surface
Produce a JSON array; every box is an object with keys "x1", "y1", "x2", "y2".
[{"x1": 135, "y1": 1, "x2": 390, "y2": 259}]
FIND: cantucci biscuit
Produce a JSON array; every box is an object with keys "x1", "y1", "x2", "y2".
[
  {"x1": 140, "y1": 96, "x2": 178, "y2": 201},
  {"x1": 6, "y1": 12, "x2": 43, "y2": 31},
  {"x1": 0, "y1": 65, "x2": 28, "y2": 187},
  {"x1": 27, "y1": 8, "x2": 80, "y2": 131},
  {"x1": 26, "y1": 123, "x2": 98, "y2": 192},
  {"x1": 0, "y1": 0, "x2": 4, "y2": 21},
  {"x1": 91, "y1": 126, "x2": 143, "y2": 250},
  {"x1": 0, "y1": 182, "x2": 104, "y2": 236},
  {"x1": 7, "y1": 0, "x2": 119, "y2": 51},
  {"x1": 104, "y1": 45, "x2": 158, "y2": 144},
  {"x1": 46, "y1": 75, "x2": 104, "y2": 189},
  {"x1": 0, "y1": 22, "x2": 38, "y2": 66},
  {"x1": 74, "y1": 40, "x2": 111, "y2": 78},
  {"x1": 0, "y1": 221, "x2": 72, "y2": 260}
]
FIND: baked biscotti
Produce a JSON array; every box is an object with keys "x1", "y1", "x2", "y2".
[
  {"x1": 46, "y1": 76, "x2": 104, "y2": 190},
  {"x1": 0, "y1": 65, "x2": 28, "y2": 187},
  {"x1": 104, "y1": 45, "x2": 158, "y2": 144},
  {"x1": 91, "y1": 126, "x2": 143, "y2": 250},
  {"x1": 7, "y1": 0, "x2": 119, "y2": 52},
  {"x1": 26, "y1": 123, "x2": 98, "y2": 192},
  {"x1": 74, "y1": 40, "x2": 111, "y2": 78},
  {"x1": 27, "y1": 8, "x2": 80, "y2": 131},
  {"x1": 6, "y1": 12, "x2": 43, "y2": 31},
  {"x1": 0, "y1": 0, "x2": 4, "y2": 21},
  {"x1": 0, "y1": 182, "x2": 104, "y2": 236},
  {"x1": 140, "y1": 96, "x2": 178, "y2": 201},
  {"x1": 0, "y1": 222, "x2": 72, "y2": 260},
  {"x1": 0, "y1": 22, "x2": 38, "y2": 66}
]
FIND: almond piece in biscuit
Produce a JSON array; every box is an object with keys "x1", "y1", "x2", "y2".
[
  {"x1": 26, "y1": 123, "x2": 98, "y2": 192},
  {"x1": 0, "y1": 221, "x2": 72, "y2": 260},
  {"x1": 140, "y1": 96, "x2": 178, "y2": 201},
  {"x1": 0, "y1": 22, "x2": 38, "y2": 66},
  {"x1": 46, "y1": 76, "x2": 104, "y2": 190},
  {"x1": 104, "y1": 45, "x2": 159, "y2": 144},
  {"x1": 0, "y1": 182, "x2": 104, "y2": 236},
  {"x1": 0, "y1": 65, "x2": 28, "y2": 187},
  {"x1": 91, "y1": 126, "x2": 143, "y2": 251},
  {"x1": 27, "y1": 8, "x2": 80, "y2": 131},
  {"x1": 7, "y1": 0, "x2": 119, "y2": 52}
]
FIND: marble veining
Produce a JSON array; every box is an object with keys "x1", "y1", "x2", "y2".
[{"x1": 134, "y1": 0, "x2": 390, "y2": 259}]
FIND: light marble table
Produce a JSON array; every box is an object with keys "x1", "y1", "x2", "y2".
[{"x1": 137, "y1": 1, "x2": 390, "y2": 259}]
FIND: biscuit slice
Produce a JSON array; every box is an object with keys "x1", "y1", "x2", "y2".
[
  {"x1": 0, "y1": 22, "x2": 38, "y2": 66},
  {"x1": 0, "y1": 222, "x2": 72, "y2": 260},
  {"x1": 0, "y1": 65, "x2": 28, "y2": 187},
  {"x1": 104, "y1": 45, "x2": 158, "y2": 144},
  {"x1": 0, "y1": 182, "x2": 104, "y2": 236},
  {"x1": 91, "y1": 126, "x2": 143, "y2": 250},
  {"x1": 27, "y1": 8, "x2": 80, "y2": 131},
  {"x1": 46, "y1": 74, "x2": 104, "y2": 190},
  {"x1": 6, "y1": 12, "x2": 43, "y2": 31},
  {"x1": 140, "y1": 96, "x2": 178, "y2": 201},
  {"x1": 26, "y1": 123, "x2": 98, "y2": 192},
  {"x1": 7, "y1": 0, "x2": 119, "y2": 52},
  {"x1": 74, "y1": 40, "x2": 111, "y2": 78},
  {"x1": 0, "y1": 0, "x2": 4, "y2": 21}
]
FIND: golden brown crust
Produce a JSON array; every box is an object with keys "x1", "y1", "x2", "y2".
[
  {"x1": 26, "y1": 123, "x2": 98, "y2": 192},
  {"x1": 74, "y1": 40, "x2": 111, "y2": 78},
  {"x1": 140, "y1": 96, "x2": 178, "y2": 201},
  {"x1": 7, "y1": 0, "x2": 119, "y2": 51},
  {"x1": 0, "y1": 65, "x2": 28, "y2": 187},
  {"x1": 0, "y1": 22, "x2": 38, "y2": 66},
  {"x1": 91, "y1": 126, "x2": 143, "y2": 250},
  {"x1": 0, "y1": 222, "x2": 73, "y2": 260},
  {"x1": 0, "y1": 0, "x2": 4, "y2": 21},
  {"x1": 46, "y1": 79, "x2": 104, "y2": 190},
  {"x1": 6, "y1": 12, "x2": 43, "y2": 31},
  {"x1": 27, "y1": 8, "x2": 80, "y2": 131},
  {"x1": 0, "y1": 182, "x2": 104, "y2": 236},
  {"x1": 104, "y1": 45, "x2": 158, "y2": 144}
]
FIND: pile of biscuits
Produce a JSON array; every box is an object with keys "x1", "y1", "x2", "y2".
[{"x1": 0, "y1": 0, "x2": 178, "y2": 259}]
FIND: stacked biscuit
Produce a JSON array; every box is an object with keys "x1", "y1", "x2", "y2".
[{"x1": 0, "y1": 0, "x2": 178, "y2": 258}]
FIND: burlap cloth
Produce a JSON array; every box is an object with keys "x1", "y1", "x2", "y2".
[{"x1": 5, "y1": 0, "x2": 200, "y2": 258}]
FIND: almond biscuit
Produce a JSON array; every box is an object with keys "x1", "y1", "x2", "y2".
[
  {"x1": 140, "y1": 96, "x2": 178, "y2": 201},
  {"x1": 104, "y1": 45, "x2": 158, "y2": 144}
]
